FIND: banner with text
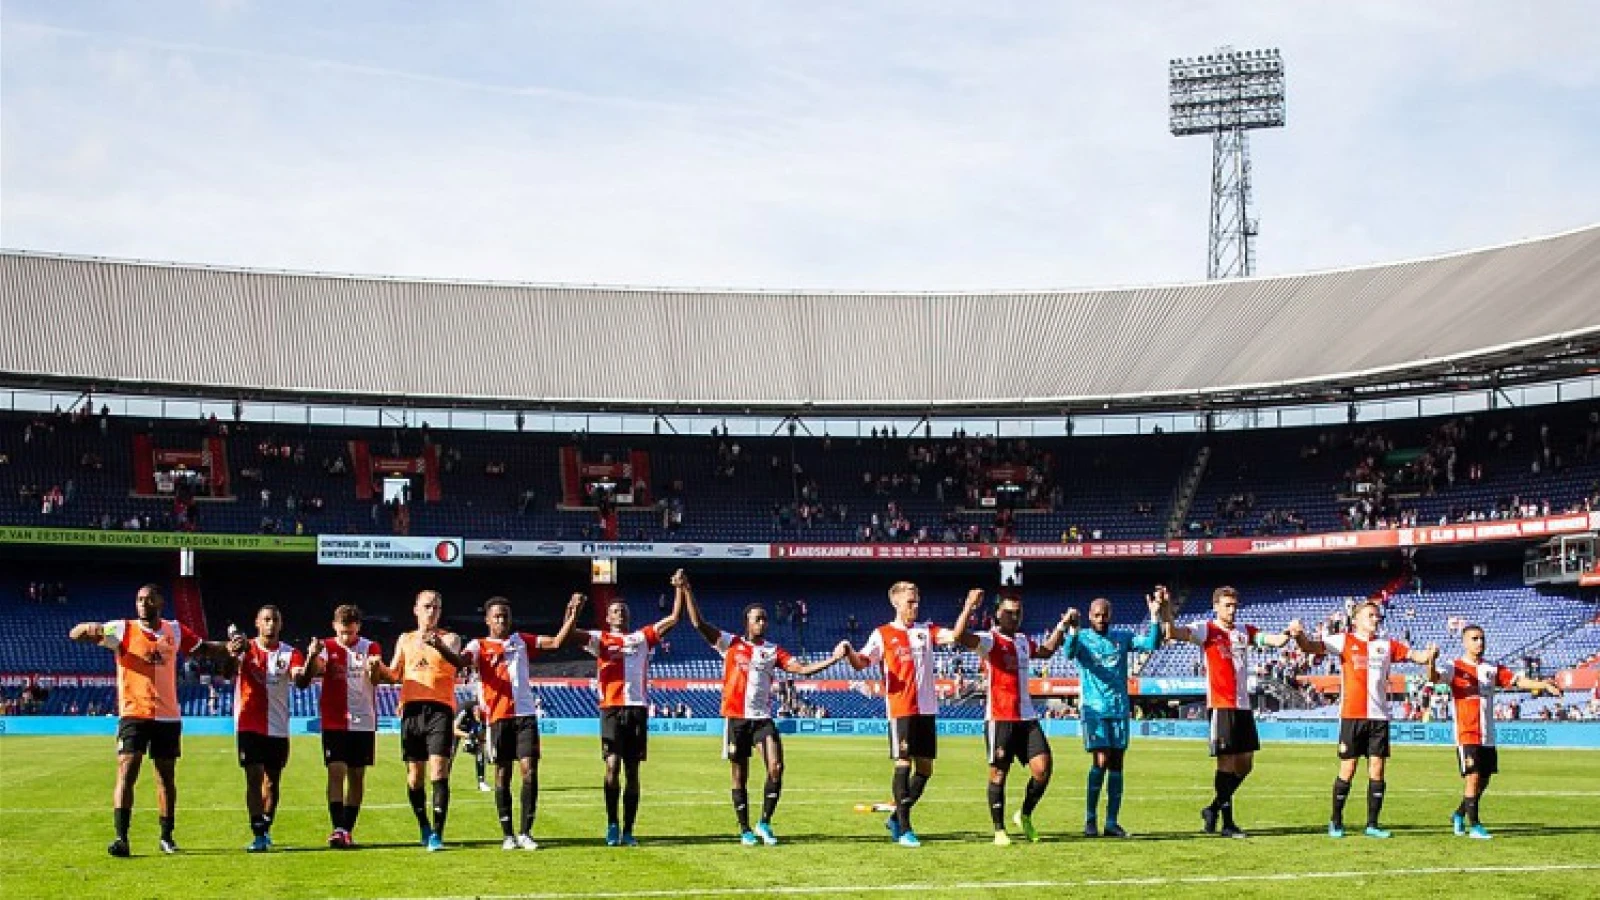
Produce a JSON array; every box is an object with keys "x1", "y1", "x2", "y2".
[
  {"x1": 0, "y1": 526, "x2": 314, "y2": 553},
  {"x1": 465, "y1": 540, "x2": 770, "y2": 560},
  {"x1": 317, "y1": 535, "x2": 464, "y2": 568}
]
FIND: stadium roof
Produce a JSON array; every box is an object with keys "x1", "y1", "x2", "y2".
[{"x1": 3, "y1": 225, "x2": 1600, "y2": 416}]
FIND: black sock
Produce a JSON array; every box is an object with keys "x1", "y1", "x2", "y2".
[
  {"x1": 1331, "y1": 777, "x2": 1352, "y2": 827},
  {"x1": 908, "y1": 772, "x2": 930, "y2": 804},
  {"x1": 430, "y1": 778, "x2": 450, "y2": 837},
  {"x1": 475, "y1": 756, "x2": 486, "y2": 783},
  {"x1": 761, "y1": 777, "x2": 782, "y2": 823},
  {"x1": 408, "y1": 785, "x2": 430, "y2": 833},
  {"x1": 1464, "y1": 795, "x2": 1481, "y2": 827},
  {"x1": 892, "y1": 767, "x2": 912, "y2": 832},
  {"x1": 328, "y1": 801, "x2": 346, "y2": 831},
  {"x1": 343, "y1": 804, "x2": 361, "y2": 833},
  {"x1": 1022, "y1": 776, "x2": 1048, "y2": 815},
  {"x1": 1455, "y1": 798, "x2": 1466, "y2": 818},
  {"x1": 1366, "y1": 780, "x2": 1386, "y2": 829},
  {"x1": 623, "y1": 785, "x2": 640, "y2": 833},
  {"x1": 495, "y1": 786, "x2": 514, "y2": 837},
  {"x1": 604, "y1": 781, "x2": 621, "y2": 826},
  {"x1": 114, "y1": 807, "x2": 131, "y2": 842},
  {"x1": 732, "y1": 788, "x2": 751, "y2": 832},
  {"x1": 520, "y1": 773, "x2": 538, "y2": 835},
  {"x1": 250, "y1": 814, "x2": 267, "y2": 837},
  {"x1": 1214, "y1": 772, "x2": 1243, "y2": 826},
  {"x1": 159, "y1": 816, "x2": 174, "y2": 841},
  {"x1": 987, "y1": 781, "x2": 1006, "y2": 831}
]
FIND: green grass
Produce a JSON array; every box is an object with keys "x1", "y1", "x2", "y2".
[{"x1": 1, "y1": 735, "x2": 1596, "y2": 899}]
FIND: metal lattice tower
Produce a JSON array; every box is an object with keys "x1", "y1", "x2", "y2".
[{"x1": 1170, "y1": 47, "x2": 1286, "y2": 280}]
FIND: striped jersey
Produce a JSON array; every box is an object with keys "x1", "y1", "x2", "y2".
[
  {"x1": 1323, "y1": 632, "x2": 1410, "y2": 720},
  {"x1": 1182, "y1": 620, "x2": 1260, "y2": 711},
  {"x1": 585, "y1": 626, "x2": 660, "y2": 709},
  {"x1": 975, "y1": 629, "x2": 1037, "y2": 722},
  {"x1": 1448, "y1": 658, "x2": 1516, "y2": 746},
  {"x1": 235, "y1": 640, "x2": 304, "y2": 738},
  {"x1": 315, "y1": 636, "x2": 380, "y2": 732},
  {"x1": 860, "y1": 621, "x2": 943, "y2": 718},
  {"x1": 715, "y1": 631, "x2": 793, "y2": 720}
]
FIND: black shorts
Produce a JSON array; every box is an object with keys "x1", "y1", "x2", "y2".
[
  {"x1": 1208, "y1": 708, "x2": 1260, "y2": 757},
  {"x1": 237, "y1": 731, "x2": 291, "y2": 770},
  {"x1": 116, "y1": 718, "x2": 182, "y2": 759},
  {"x1": 986, "y1": 719, "x2": 1050, "y2": 769},
  {"x1": 401, "y1": 701, "x2": 456, "y2": 762},
  {"x1": 889, "y1": 715, "x2": 938, "y2": 761},
  {"x1": 1338, "y1": 718, "x2": 1391, "y2": 760},
  {"x1": 1457, "y1": 744, "x2": 1498, "y2": 777},
  {"x1": 488, "y1": 716, "x2": 541, "y2": 764},
  {"x1": 723, "y1": 717, "x2": 780, "y2": 761},
  {"x1": 322, "y1": 729, "x2": 376, "y2": 768},
  {"x1": 601, "y1": 707, "x2": 649, "y2": 762}
]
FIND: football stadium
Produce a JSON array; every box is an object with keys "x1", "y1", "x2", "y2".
[{"x1": 3, "y1": 6, "x2": 1599, "y2": 900}]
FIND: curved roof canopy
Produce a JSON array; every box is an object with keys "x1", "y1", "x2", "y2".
[{"x1": 3, "y1": 225, "x2": 1599, "y2": 415}]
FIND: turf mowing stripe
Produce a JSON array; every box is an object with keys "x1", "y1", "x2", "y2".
[{"x1": 365, "y1": 864, "x2": 1600, "y2": 899}]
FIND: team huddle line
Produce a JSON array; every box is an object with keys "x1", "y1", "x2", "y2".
[{"x1": 68, "y1": 574, "x2": 1561, "y2": 856}]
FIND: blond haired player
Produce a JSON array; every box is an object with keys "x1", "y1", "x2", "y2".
[
  {"x1": 69, "y1": 584, "x2": 234, "y2": 857},
  {"x1": 842, "y1": 582, "x2": 969, "y2": 848},
  {"x1": 370, "y1": 589, "x2": 466, "y2": 851},
  {"x1": 1290, "y1": 601, "x2": 1438, "y2": 838}
]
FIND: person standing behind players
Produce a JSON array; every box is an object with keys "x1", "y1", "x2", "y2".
[
  {"x1": 453, "y1": 702, "x2": 489, "y2": 791},
  {"x1": 677, "y1": 569, "x2": 847, "y2": 846},
  {"x1": 69, "y1": 584, "x2": 234, "y2": 857},
  {"x1": 462, "y1": 593, "x2": 585, "y2": 851},
  {"x1": 1060, "y1": 588, "x2": 1164, "y2": 838},
  {"x1": 1289, "y1": 601, "x2": 1437, "y2": 838},
  {"x1": 370, "y1": 589, "x2": 466, "y2": 852},
  {"x1": 1163, "y1": 586, "x2": 1295, "y2": 838},
  {"x1": 585, "y1": 584, "x2": 684, "y2": 847},
  {"x1": 228, "y1": 605, "x2": 307, "y2": 852},
  {"x1": 842, "y1": 582, "x2": 968, "y2": 848},
  {"x1": 948, "y1": 590, "x2": 1072, "y2": 845},
  {"x1": 1427, "y1": 624, "x2": 1560, "y2": 839},
  {"x1": 296, "y1": 604, "x2": 381, "y2": 849}
]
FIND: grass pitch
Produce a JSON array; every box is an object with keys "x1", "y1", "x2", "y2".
[{"x1": 1, "y1": 734, "x2": 1595, "y2": 899}]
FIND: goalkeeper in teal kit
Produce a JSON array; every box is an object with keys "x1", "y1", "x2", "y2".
[{"x1": 1060, "y1": 586, "x2": 1166, "y2": 837}]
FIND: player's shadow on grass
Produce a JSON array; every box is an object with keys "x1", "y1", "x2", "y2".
[{"x1": 1478, "y1": 823, "x2": 1600, "y2": 836}]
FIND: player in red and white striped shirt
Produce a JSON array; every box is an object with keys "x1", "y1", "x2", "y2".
[
  {"x1": 295, "y1": 604, "x2": 381, "y2": 849},
  {"x1": 226, "y1": 605, "x2": 307, "y2": 852},
  {"x1": 1292, "y1": 601, "x2": 1437, "y2": 838},
  {"x1": 462, "y1": 593, "x2": 585, "y2": 850},
  {"x1": 677, "y1": 570, "x2": 846, "y2": 846},
  {"x1": 1164, "y1": 586, "x2": 1294, "y2": 838},
  {"x1": 948, "y1": 590, "x2": 1072, "y2": 845},
  {"x1": 1427, "y1": 624, "x2": 1560, "y2": 838},
  {"x1": 583, "y1": 581, "x2": 683, "y2": 847},
  {"x1": 842, "y1": 582, "x2": 967, "y2": 848}
]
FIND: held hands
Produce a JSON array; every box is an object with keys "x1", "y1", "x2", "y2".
[
  {"x1": 306, "y1": 636, "x2": 323, "y2": 659},
  {"x1": 1286, "y1": 619, "x2": 1305, "y2": 638},
  {"x1": 227, "y1": 635, "x2": 249, "y2": 656},
  {"x1": 1063, "y1": 608, "x2": 1081, "y2": 629},
  {"x1": 833, "y1": 640, "x2": 852, "y2": 660},
  {"x1": 422, "y1": 630, "x2": 443, "y2": 650},
  {"x1": 963, "y1": 588, "x2": 985, "y2": 611},
  {"x1": 566, "y1": 593, "x2": 587, "y2": 617},
  {"x1": 670, "y1": 569, "x2": 689, "y2": 590}
]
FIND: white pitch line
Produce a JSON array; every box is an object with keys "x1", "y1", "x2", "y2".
[{"x1": 367, "y1": 864, "x2": 1600, "y2": 900}]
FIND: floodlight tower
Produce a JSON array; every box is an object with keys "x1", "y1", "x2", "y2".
[{"x1": 1169, "y1": 47, "x2": 1286, "y2": 279}]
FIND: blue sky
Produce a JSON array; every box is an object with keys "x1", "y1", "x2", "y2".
[{"x1": 2, "y1": 1, "x2": 1596, "y2": 290}]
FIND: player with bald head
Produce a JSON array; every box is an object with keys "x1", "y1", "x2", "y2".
[
  {"x1": 370, "y1": 589, "x2": 467, "y2": 851},
  {"x1": 1060, "y1": 589, "x2": 1165, "y2": 837}
]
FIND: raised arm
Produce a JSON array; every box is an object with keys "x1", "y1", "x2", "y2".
[
  {"x1": 1512, "y1": 673, "x2": 1562, "y2": 697},
  {"x1": 1405, "y1": 643, "x2": 1439, "y2": 667},
  {"x1": 784, "y1": 641, "x2": 850, "y2": 677},
  {"x1": 69, "y1": 621, "x2": 110, "y2": 645},
  {"x1": 1287, "y1": 619, "x2": 1326, "y2": 655},
  {"x1": 424, "y1": 631, "x2": 468, "y2": 670},
  {"x1": 370, "y1": 640, "x2": 405, "y2": 685},
  {"x1": 673, "y1": 570, "x2": 720, "y2": 647},
  {"x1": 1131, "y1": 590, "x2": 1165, "y2": 652},
  {"x1": 537, "y1": 593, "x2": 588, "y2": 650},
  {"x1": 1035, "y1": 609, "x2": 1073, "y2": 658},
  {"x1": 1257, "y1": 628, "x2": 1293, "y2": 650},
  {"x1": 653, "y1": 573, "x2": 686, "y2": 635},
  {"x1": 944, "y1": 589, "x2": 985, "y2": 651},
  {"x1": 294, "y1": 637, "x2": 323, "y2": 689}
]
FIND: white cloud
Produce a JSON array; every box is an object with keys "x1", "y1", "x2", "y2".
[{"x1": 1, "y1": 2, "x2": 1596, "y2": 290}]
